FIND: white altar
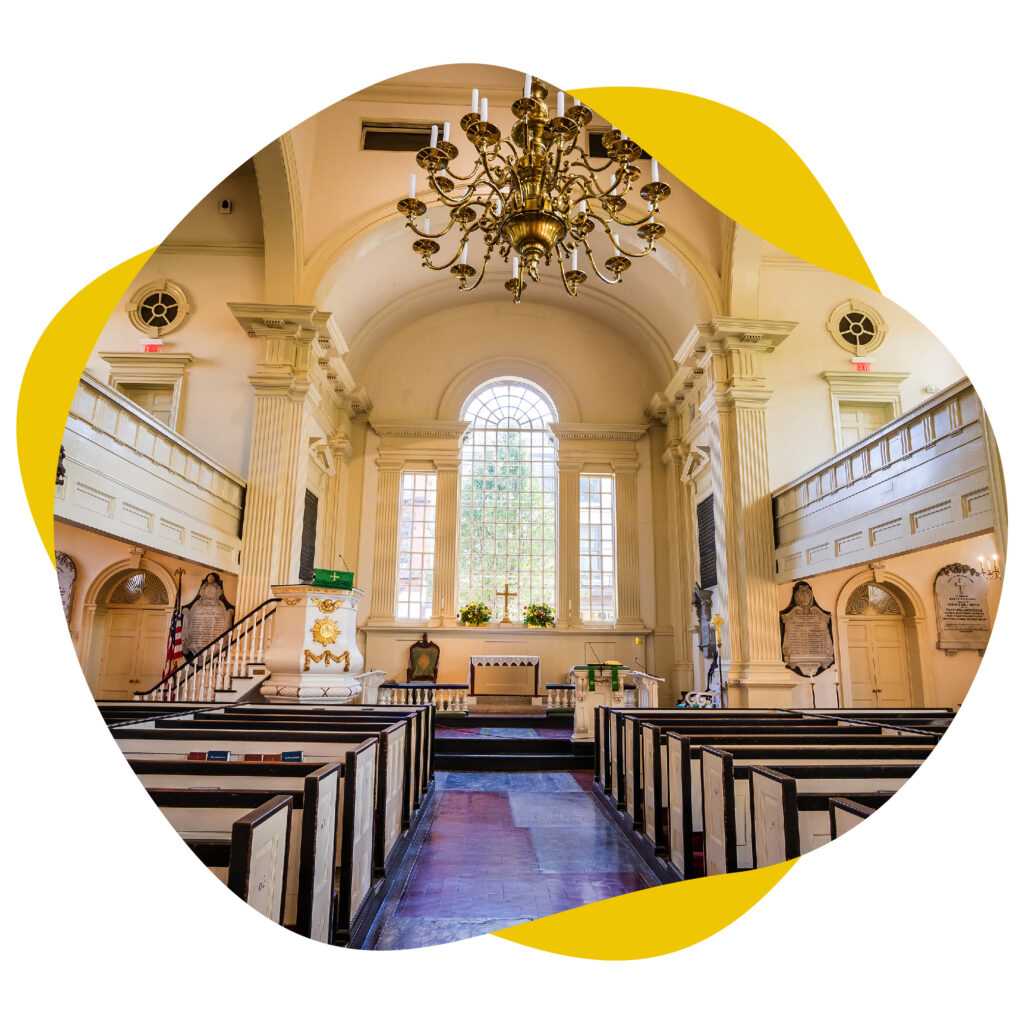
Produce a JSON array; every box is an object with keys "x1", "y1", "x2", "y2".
[{"x1": 261, "y1": 585, "x2": 365, "y2": 703}]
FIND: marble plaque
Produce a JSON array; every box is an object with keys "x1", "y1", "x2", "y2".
[
  {"x1": 55, "y1": 551, "x2": 76, "y2": 624},
  {"x1": 780, "y1": 581, "x2": 834, "y2": 677},
  {"x1": 181, "y1": 572, "x2": 234, "y2": 656},
  {"x1": 934, "y1": 563, "x2": 991, "y2": 651}
]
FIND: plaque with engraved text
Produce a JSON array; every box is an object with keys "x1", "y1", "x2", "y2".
[
  {"x1": 780, "y1": 580, "x2": 835, "y2": 677},
  {"x1": 934, "y1": 563, "x2": 991, "y2": 651}
]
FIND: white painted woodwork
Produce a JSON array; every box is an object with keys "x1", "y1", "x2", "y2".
[
  {"x1": 774, "y1": 379, "x2": 994, "y2": 582},
  {"x1": 845, "y1": 619, "x2": 913, "y2": 707},
  {"x1": 57, "y1": 374, "x2": 245, "y2": 574},
  {"x1": 97, "y1": 608, "x2": 169, "y2": 699}
]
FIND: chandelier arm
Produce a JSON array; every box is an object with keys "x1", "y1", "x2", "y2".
[
  {"x1": 569, "y1": 153, "x2": 616, "y2": 175},
  {"x1": 604, "y1": 208, "x2": 664, "y2": 229},
  {"x1": 477, "y1": 146, "x2": 513, "y2": 196},
  {"x1": 580, "y1": 237, "x2": 623, "y2": 285},
  {"x1": 459, "y1": 242, "x2": 494, "y2": 293},
  {"x1": 438, "y1": 155, "x2": 486, "y2": 183},
  {"x1": 582, "y1": 210, "x2": 654, "y2": 257},
  {"x1": 407, "y1": 211, "x2": 475, "y2": 239},
  {"x1": 421, "y1": 232, "x2": 475, "y2": 272},
  {"x1": 553, "y1": 248, "x2": 577, "y2": 298},
  {"x1": 425, "y1": 170, "x2": 481, "y2": 208}
]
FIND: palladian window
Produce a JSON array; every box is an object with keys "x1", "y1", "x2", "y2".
[{"x1": 458, "y1": 380, "x2": 558, "y2": 612}]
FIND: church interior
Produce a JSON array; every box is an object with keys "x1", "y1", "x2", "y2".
[{"x1": 53, "y1": 63, "x2": 1007, "y2": 950}]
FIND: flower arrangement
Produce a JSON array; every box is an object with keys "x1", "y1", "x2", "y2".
[
  {"x1": 523, "y1": 602, "x2": 556, "y2": 628},
  {"x1": 459, "y1": 601, "x2": 491, "y2": 626}
]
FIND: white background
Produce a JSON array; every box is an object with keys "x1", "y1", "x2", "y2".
[{"x1": 2, "y1": 2, "x2": 1020, "y2": 1020}]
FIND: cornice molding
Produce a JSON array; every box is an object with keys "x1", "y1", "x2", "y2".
[
  {"x1": 548, "y1": 423, "x2": 649, "y2": 442},
  {"x1": 157, "y1": 242, "x2": 265, "y2": 258},
  {"x1": 370, "y1": 419, "x2": 470, "y2": 439}
]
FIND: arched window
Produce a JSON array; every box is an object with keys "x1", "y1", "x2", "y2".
[{"x1": 458, "y1": 380, "x2": 558, "y2": 612}]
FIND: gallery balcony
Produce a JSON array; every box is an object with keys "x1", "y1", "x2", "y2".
[
  {"x1": 772, "y1": 377, "x2": 996, "y2": 582},
  {"x1": 56, "y1": 373, "x2": 245, "y2": 572}
]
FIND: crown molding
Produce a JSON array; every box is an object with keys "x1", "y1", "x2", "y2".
[
  {"x1": 370, "y1": 419, "x2": 470, "y2": 439},
  {"x1": 548, "y1": 423, "x2": 648, "y2": 442},
  {"x1": 157, "y1": 242, "x2": 265, "y2": 258}
]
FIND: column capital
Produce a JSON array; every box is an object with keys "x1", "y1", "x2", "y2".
[
  {"x1": 376, "y1": 454, "x2": 405, "y2": 473},
  {"x1": 432, "y1": 458, "x2": 462, "y2": 474},
  {"x1": 557, "y1": 458, "x2": 585, "y2": 474},
  {"x1": 611, "y1": 460, "x2": 640, "y2": 475}
]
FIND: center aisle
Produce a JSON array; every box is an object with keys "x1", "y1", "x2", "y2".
[{"x1": 363, "y1": 770, "x2": 658, "y2": 950}]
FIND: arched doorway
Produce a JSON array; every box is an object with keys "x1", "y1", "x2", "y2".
[
  {"x1": 836, "y1": 570, "x2": 933, "y2": 708},
  {"x1": 90, "y1": 567, "x2": 172, "y2": 699}
]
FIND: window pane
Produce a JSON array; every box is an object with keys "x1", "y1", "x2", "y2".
[
  {"x1": 458, "y1": 381, "x2": 558, "y2": 611},
  {"x1": 395, "y1": 472, "x2": 437, "y2": 619},
  {"x1": 579, "y1": 473, "x2": 617, "y2": 623}
]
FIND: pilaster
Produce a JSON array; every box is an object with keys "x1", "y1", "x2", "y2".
[
  {"x1": 432, "y1": 458, "x2": 460, "y2": 625},
  {"x1": 557, "y1": 459, "x2": 583, "y2": 628},
  {"x1": 613, "y1": 460, "x2": 644, "y2": 629},
  {"x1": 692, "y1": 317, "x2": 801, "y2": 704},
  {"x1": 367, "y1": 455, "x2": 404, "y2": 624}
]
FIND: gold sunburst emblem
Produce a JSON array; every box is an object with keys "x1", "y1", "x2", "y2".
[{"x1": 311, "y1": 616, "x2": 341, "y2": 647}]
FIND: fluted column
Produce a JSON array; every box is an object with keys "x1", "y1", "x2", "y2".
[
  {"x1": 432, "y1": 459, "x2": 460, "y2": 625},
  {"x1": 613, "y1": 460, "x2": 644, "y2": 629},
  {"x1": 695, "y1": 317, "x2": 799, "y2": 706},
  {"x1": 367, "y1": 456, "x2": 403, "y2": 623},
  {"x1": 557, "y1": 460, "x2": 582, "y2": 627}
]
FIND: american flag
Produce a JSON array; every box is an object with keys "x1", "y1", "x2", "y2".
[{"x1": 162, "y1": 574, "x2": 184, "y2": 696}]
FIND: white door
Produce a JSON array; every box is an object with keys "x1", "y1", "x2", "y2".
[
  {"x1": 844, "y1": 617, "x2": 912, "y2": 707},
  {"x1": 96, "y1": 608, "x2": 169, "y2": 699}
]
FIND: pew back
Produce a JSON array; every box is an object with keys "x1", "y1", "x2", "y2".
[{"x1": 226, "y1": 795, "x2": 293, "y2": 925}]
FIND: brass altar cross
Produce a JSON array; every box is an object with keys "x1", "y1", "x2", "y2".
[
  {"x1": 496, "y1": 583, "x2": 518, "y2": 623},
  {"x1": 710, "y1": 612, "x2": 725, "y2": 646}
]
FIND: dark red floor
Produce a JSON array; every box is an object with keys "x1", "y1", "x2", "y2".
[{"x1": 370, "y1": 770, "x2": 651, "y2": 950}]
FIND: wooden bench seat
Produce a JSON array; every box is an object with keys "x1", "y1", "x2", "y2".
[
  {"x1": 749, "y1": 767, "x2": 896, "y2": 869},
  {"x1": 664, "y1": 734, "x2": 935, "y2": 879},
  {"x1": 700, "y1": 745, "x2": 927, "y2": 875},
  {"x1": 151, "y1": 713, "x2": 422, "y2": 825},
  {"x1": 829, "y1": 795, "x2": 892, "y2": 840},
  {"x1": 130, "y1": 744, "x2": 376, "y2": 940},
  {"x1": 115, "y1": 724, "x2": 405, "y2": 875}
]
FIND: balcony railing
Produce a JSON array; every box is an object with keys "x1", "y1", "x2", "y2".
[
  {"x1": 772, "y1": 378, "x2": 994, "y2": 581},
  {"x1": 57, "y1": 373, "x2": 245, "y2": 572}
]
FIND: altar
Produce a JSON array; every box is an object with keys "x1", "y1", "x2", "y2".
[{"x1": 467, "y1": 654, "x2": 541, "y2": 695}]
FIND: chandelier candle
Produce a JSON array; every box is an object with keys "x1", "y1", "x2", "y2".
[{"x1": 397, "y1": 76, "x2": 671, "y2": 300}]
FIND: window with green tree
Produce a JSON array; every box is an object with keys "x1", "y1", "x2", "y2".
[{"x1": 458, "y1": 381, "x2": 557, "y2": 612}]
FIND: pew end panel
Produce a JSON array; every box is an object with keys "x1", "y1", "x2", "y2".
[
  {"x1": 296, "y1": 763, "x2": 341, "y2": 943},
  {"x1": 700, "y1": 747, "x2": 737, "y2": 877},
  {"x1": 227, "y1": 795, "x2": 293, "y2": 925},
  {"x1": 829, "y1": 796, "x2": 891, "y2": 841},
  {"x1": 749, "y1": 767, "x2": 801, "y2": 870}
]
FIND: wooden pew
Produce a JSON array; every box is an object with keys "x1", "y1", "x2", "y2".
[
  {"x1": 183, "y1": 708, "x2": 427, "y2": 818},
  {"x1": 640, "y1": 721, "x2": 931, "y2": 855},
  {"x1": 749, "y1": 767, "x2": 895, "y2": 868},
  {"x1": 700, "y1": 745, "x2": 927, "y2": 875},
  {"x1": 829, "y1": 795, "x2": 890, "y2": 840},
  {"x1": 114, "y1": 723, "x2": 405, "y2": 875},
  {"x1": 210, "y1": 702, "x2": 435, "y2": 796},
  {"x1": 132, "y1": 743, "x2": 376, "y2": 940},
  {"x1": 664, "y1": 734, "x2": 935, "y2": 880},
  {"x1": 215, "y1": 705, "x2": 431, "y2": 799},
  {"x1": 600, "y1": 708, "x2": 802, "y2": 805},
  {"x1": 224, "y1": 795, "x2": 293, "y2": 926}
]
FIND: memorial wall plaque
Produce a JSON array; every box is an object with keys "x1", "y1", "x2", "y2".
[
  {"x1": 181, "y1": 572, "x2": 235, "y2": 656},
  {"x1": 56, "y1": 551, "x2": 76, "y2": 624},
  {"x1": 780, "y1": 580, "x2": 835, "y2": 677},
  {"x1": 934, "y1": 563, "x2": 991, "y2": 651}
]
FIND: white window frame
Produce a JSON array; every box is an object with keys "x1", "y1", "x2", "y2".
[
  {"x1": 99, "y1": 351, "x2": 194, "y2": 433},
  {"x1": 395, "y1": 471, "x2": 437, "y2": 621},
  {"x1": 579, "y1": 473, "x2": 617, "y2": 624},
  {"x1": 822, "y1": 371, "x2": 909, "y2": 453}
]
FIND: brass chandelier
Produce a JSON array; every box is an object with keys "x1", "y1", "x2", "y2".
[{"x1": 396, "y1": 75, "x2": 671, "y2": 303}]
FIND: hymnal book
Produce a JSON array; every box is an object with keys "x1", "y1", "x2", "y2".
[
  {"x1": 243, "y1": 754, "x2": 264, "y2": 762},
  {"x1": 281, "y1": 750, "x2": 303, "y2": 762},
  {"x1": 263, "y1": 753, "x2": 282, "y2": 762},
  {"x1": 186, "y1": 752, "x2": 207, "y2": 761},
  {"x1": 206, "y1": 750, "x2": 230, "y2": 761}
]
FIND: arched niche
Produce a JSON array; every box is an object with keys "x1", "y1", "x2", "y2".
[{"x1": 834, "y1": 568, "x2": 934, "y2": 708}]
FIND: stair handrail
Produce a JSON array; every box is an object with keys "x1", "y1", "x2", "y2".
[{"x1": 133, "y1": 597, "x2": 280, "y2": 700}]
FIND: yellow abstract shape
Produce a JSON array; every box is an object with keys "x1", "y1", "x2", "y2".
[
  {"x1": 495, "y1": 860, "x2": 796, "y2": 960},
  {"x1": 16, "y1": 86, "x2": 866, "y2": 962},
  {"x1": 573, "y1": 87, "x2": 877, "y2": 292},
  {"x1": 17, "y1": 249, "x2": 156, "y2": 566}
]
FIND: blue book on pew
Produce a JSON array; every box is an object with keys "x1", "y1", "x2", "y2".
[
  {"x1": 206, "y1": 750, "x2": 231, "y2": 761},
  {"x1": 281, "y1": 750, "x2": 303, "y2": 762}
]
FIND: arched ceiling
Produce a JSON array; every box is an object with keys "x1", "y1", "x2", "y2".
[{"x1": 261, "y1": 64, "x2": 733, "y2": 382}]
